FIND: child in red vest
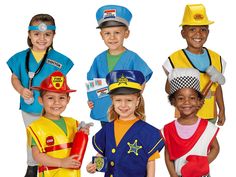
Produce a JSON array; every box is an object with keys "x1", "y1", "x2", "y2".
[{"x1": 163, "y1": 68, "x2": 219, "y2": 177}]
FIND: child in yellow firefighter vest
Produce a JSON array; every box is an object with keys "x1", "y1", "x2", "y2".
[
  {"x1": 162, "y1": 4, "x2": 226, "y2": 126},
  {"x1": 27, "y1": 71, "x2": 89, "y2": 177}
]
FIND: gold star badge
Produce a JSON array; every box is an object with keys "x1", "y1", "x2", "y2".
[
  {"x1": 118, "y1": 74, "x2": 128, "y2": 85},
  {"x1": 127, "y1": 139, "x2": 142, "y2": 156}
]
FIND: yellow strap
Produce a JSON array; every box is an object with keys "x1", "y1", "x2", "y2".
[{"x1": 109, "y1": 82, "x2": 141, "y2": 91}]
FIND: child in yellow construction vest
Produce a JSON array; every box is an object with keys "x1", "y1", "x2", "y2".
[
  {"x1": 27, "y1": 71, "x2": 89, "y2": 177},
  {"x1": 163, "y1": 4, "x2": 226, "y2": 126}
]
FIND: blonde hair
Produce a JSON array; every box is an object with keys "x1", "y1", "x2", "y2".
[{"x1": 108, "y1": 93, "x2": 145, "y2": 122}]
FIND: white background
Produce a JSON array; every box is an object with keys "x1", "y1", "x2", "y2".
[{"x1": 0, "y1": 0, "x2": 235, "y2": 176}]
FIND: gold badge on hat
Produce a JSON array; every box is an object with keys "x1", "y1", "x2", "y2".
[
  {"x1": 193, "y1": 14, "x2": 204, "y2": 21},
  {"x1": 52, "y1": 76, "x2": 64, "y2": 90},
  {"x1": 118, "y1": 74, "x2": 128, "y2": 86}
]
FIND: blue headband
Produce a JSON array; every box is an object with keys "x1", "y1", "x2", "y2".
[{"x1": 28, "y1": 22, "x2": 56, "y2": 32}]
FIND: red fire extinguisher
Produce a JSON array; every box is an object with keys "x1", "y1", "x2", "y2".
[
  {"x1": 70, "y1": 131, "x2": 88, "y2": 164},
  {"x1": 70, "y1": 121, "x2": 93, "y2": 168}
]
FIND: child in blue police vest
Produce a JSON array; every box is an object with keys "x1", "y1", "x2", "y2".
[
  {"x1": 163, "y1": 68, "x2": 219, "y2": 177},
  {"x1": 7, "y1": 14, "x2": 73, "y2": 177},
  {"x1": 87, "y1": 5, "x2": 152, "y2": 126},
  {"x1": 27, "y1": 71, "x2": 89, "y2": 177},
  {"x1": 162, "y1": 4, "x2": 226, "y2": 126},
  {"x1": 86, "y1": 70, "x2": 164, "y2": 177}
]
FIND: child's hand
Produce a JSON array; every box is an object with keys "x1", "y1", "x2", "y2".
[
  {"x1": 60, "y1": 155, "x2": 81, "y2": 169},
  {"x1": 86, "y1": 162, "x2": 96, "y2": 173},
  {"x1": 87, "y1": 101, "x2": 94, "y2": 109},
  {"x1": 20, "y1": 88, "x2": 33, "y2": 100},
  {"x1": 217, "y1": 109, "x2": 225, "y2": 126}
]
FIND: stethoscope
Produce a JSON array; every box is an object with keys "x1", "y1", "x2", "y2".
[
  {"x1": 24, "y1": 47, "x2": 49, "y2": 104},
  {"x1": 25, "y1": 47, "x2": 49, "y2": 89}
]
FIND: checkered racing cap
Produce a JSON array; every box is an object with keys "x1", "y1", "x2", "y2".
[{"x1": 168, "y1": 68, "x2": 200, "y2": 95}]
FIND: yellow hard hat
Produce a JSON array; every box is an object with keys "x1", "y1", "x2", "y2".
[{"x1": 180, "y1": 4, "x2": 214, "y2": 26}]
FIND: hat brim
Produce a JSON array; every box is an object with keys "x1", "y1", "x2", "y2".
[
  {"x1": 180, "y1": 21, "x2": 214, "y2": 26},
  {"x1": 109, "y1": 87, "x2": 141, "y2": 95},
  {"x1": 31, "y1": 86, "x2": 76, "y2": 93},
  {"x1": 96, "y1": 21, "x2": 127, "y2": 29}
]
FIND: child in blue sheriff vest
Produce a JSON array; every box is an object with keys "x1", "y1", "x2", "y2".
[
  {"x1": 7, "y1": 14, "x2": 73, "y2": 177},
  {"x1": 87, "y1": 5, "x2": 153, "y2": 126},
  {"x1": 86, "y1": 70, "x2": 164, "y2": 177}
]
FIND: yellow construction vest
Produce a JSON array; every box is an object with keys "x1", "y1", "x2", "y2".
[
  {"x1": 27, "y1": 116, "x2": 81, "y2": 177},
  {"x1": 169, "y1": 48, "x2": 223, "y2": 119}
]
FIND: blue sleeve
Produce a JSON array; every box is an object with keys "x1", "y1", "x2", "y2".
[
  {"x1": 60, "y1": 57, "x2": 74, "y2": 75},
  {"x1": 87, "y1": 57, "x2": 98, "y2": 80},
  {"x1": 92, "y1": 127, "x2": 106, "y2": 156},
  {"x1": 48, "y1": 49, "x2": 74, "y2": 75},
  {"x1": 131, "y1": 53, "x2": 153, "y2": 82},
  {"x1": 141, "y1": 124, "x2": 165, "y2": 157},
  {"x1": 7, "y1": 53, "x2": 22, "y2": 78},
  {"x1": 87, "y1": 51, "x2": 108, "y2": 80}
]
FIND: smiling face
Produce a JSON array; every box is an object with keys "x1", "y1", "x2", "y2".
[
  {"x1": 181, "y1": 25, "x2": 209, "y2": 54},
  {"x1": 100, "y1": 26, "x2": 129, "y2": 55},
  {"x1": 172, "y1": 88, "x2": 201, "y2": 119},
  {"x1": 39, "y1": 91, "x2": 70, "y2": 120},
  {"x1": 112, "y1": 94, "x2": 140, "y2": 121},
  {"x1": 28, "y1": 21, "x2": 55, "y2": 51}
]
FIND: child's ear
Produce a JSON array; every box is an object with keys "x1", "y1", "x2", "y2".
[
  {"x1": 170, "y1": 98, "x2": 176, "y2": 106},
  {"x1": 100, "y1": 31, "x2": 104, "y2": 40},
  {"x1": 124, "y1": 29, "x2": 130, "y2": 38},
  {"x1": 197, "y1": 98, "x2": 204, "y2": 110},
  {"x1": 38, "y1": 96, "x2": 43, "y2": 105},
  {"x1": 28, "y1": 32, "x2": 31, "y2": 39},
  {"x1": 181, "y1": 28, "x2": 186, "y2": 39}
]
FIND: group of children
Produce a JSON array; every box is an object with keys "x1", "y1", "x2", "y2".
[{"x1": 7, "y1": 3, "x2": 226, "y2": 177}]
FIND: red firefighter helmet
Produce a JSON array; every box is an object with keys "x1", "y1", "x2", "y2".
[{"x1": 32, "y1": 71, "x2": 76, "y2": 93}]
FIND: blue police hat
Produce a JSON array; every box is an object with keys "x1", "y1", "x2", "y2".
[
  {"x1": 96, "y1": 5, "x2": 132, "y2": 28},
  {"x1": 106, "y1": 70, "x2": 145, "y2": 95}
]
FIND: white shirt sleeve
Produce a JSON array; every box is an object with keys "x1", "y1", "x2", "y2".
[
  {"x1": 221, "y1": 57, "x2": 226, "y2": 74},
  {"x1": 162, "y1": 58, "x2": 174, "y2": 75}
]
